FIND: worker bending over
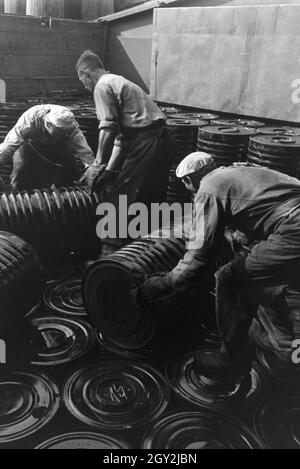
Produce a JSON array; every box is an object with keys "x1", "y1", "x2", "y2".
[
  {"x1": 136, "y1": 153, "x2": 300, "y2": 387},
  {"x1": 0, "y1": 104, "x2": 94, "y2": 190},
  {"x1": 76, "y1": 50, "x2": 174, "y2": 206}
]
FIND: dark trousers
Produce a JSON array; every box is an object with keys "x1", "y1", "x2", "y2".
[
  {"x1": 106, "y1": 125, "x2": 176, "y2": 207},
  {"x1": 215, "y1": 207, "x2": 300, "y2": 372},
  {"x1": 10, "y1": 143, "x2": 82, "y2": 191}
]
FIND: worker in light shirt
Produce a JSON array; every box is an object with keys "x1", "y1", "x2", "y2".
[
  {"x1": 0, "y1": 104, "x2": 95, "y2": 190},
  {"x1": 76, "y1": 50, "x2": 174, "y2": 207}
]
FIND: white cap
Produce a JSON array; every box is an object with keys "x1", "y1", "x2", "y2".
[
  {"x1": 176, "y1": 152, "x2": 216, "y2": 178},
  {"x1": 46, "y1": 106, "x2": 76, "y2": 129}
]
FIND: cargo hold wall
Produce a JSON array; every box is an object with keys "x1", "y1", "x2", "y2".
[{"x1": 0, "y1": 14, "x2": 105, "y2": 101}]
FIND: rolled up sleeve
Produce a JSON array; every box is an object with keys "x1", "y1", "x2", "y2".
[
  {"x1": 69, "y1": 127, "x2": 95, "y2": 166},
  {"x1": 94, "y1": 82, "x2": 120, "y2": 135}
]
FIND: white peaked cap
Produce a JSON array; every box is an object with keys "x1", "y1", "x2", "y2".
[
  {"x1": 176, "y1": 152, "x2": 216, "y2": 178},
  {"x1": 47, "y1": 107, "x2": 76, "y2": 129}
]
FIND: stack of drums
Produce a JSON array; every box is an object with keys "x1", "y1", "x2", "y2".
[
  {"x1": 247, "y1": 135, "x2": 300, "y2": 177},
  {"x1": 197, "y1": 126, "x2": 258, "y2": 167},
  {"x1": 83, "y1": 236, "x2": 186, "y2": 353},
  {"x1": 0, "y1": 231, "x2": 43, "y2": 362},
  {"x1": 211, "y1": 118, "x2": 265, "y2": 129},
  {"x1": 167, "y1": 119, "x2": 209, "y2": 204},
  {"x1": 0, "y1": 186, "x2": 100, "y2": 262}
]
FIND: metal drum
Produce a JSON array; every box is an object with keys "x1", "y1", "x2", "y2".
[
  {"x1": 0, "y1": 232, "x2": 43, "y2": 362},
  {"x1": 43, "y1": 278, "x2": 87, "y2": 317},
  {"x1": 63, "y1": 359, "x2": 170, "y2": 429},
  {"x1": 197, "y1": 125, "x2": 258, "y2": 167},
  {"x1": 0, "y1": 186, "x2": 99, "y2": 262},
  {"x1": 159, "y1": 106, "x2": 182, "y2": 116},
  {"x1": 254, "y1": 397, "x2": 300, "y2": 449},
  {"x1": 142, "y1": 411, "x2": 264, "y2": 449},
  {"x1": 82, "y1": 237, "x2": 186, "y2": 349},
  {"x1": 29, "y1": 316, "x2": 95, "y2": 366},
  {"x1": 74, "y1": 112, "x2": 99, "y2": 154},
  {"x1": 169, "y1": 112, "x2": 220, "y2": 122},
  {"x1": 96, "y1": 330, "x2": 160, "y2": 360},
  {"x1": 166, "y1": 351, "x2": 270, "y2": 413},
  {"x1": 247, "y1": 135, "x2": 300, "y2": 177},
  {"x1": 0, "y1": 371, "x2": 60, "y2": 444},
  {"x1": 212, "y1": 118, "x2": 265, "y2": 129},
  {"x1": 35, "y1": 431, "x2": 131, "y2": 449},
  {"x1": 257, "y1": 126, "x2": 300, "y2": 137},
  {"x1": 167, "y1": 119, "x2": 209, "y2": 204},
  {"x1": 256, "y1": 348, "x2": 300, "y2": 388}
]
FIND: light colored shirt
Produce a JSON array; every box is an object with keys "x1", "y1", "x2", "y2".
[
  {"x1": 94, "y1": 73, "x2": 165, "y2": 138},
  {"x1": 0, "y1": 104, "x2": 95, "y2": 166}
]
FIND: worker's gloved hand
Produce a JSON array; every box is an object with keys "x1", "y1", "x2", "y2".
[
  {"x1": 135, "y1": 273, "x2": 174, "y2": 305},
  {"x1": 95, "y1": 169, "x2": 119, "y2": 192},
  {"x1": 81, "y1": 161, "x2": 106, "y2": 191}
]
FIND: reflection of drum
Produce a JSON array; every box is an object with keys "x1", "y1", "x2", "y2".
[
  {"x1": 0, "y1": 371, "x2": 60, "y2": 444},
  {"x1": 83, "y1": 237, "x2": 186, "y2": 350},
  {"x1": 254, "y1": 397, "x2": 300, "y2": 449},
  {"x1": 43, "y1": 278, "x2": 86, "y2": 317},
  {"x1": 30, "y1": 316, "x2": 95, "y2": 366},
  {"x1": 142, "y1": 411, "x2": 264, "y2": 449},
  {"x1": 63, "y1": 359, "x2": 170, "y2": 429},
  {"x1": 166, "y1": 351, "x2": 270, "y2": 413},
  {"x1": 35, "y1": 431, "x2": 130, "y2": 450}
]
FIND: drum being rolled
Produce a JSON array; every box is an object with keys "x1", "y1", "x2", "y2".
[{"x1": 82, "y1": 237, "x2": 186, "y2": 350}]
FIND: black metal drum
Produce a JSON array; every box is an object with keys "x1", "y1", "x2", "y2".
[
  {"x1": 197, "y1": 125, "x2": 257, "y2": 166},
  {"x1": 212, "y1": 118, "x2": 265, "y2": 129},
  {"x1": 29, "y1": 316, "x2": 95, "y2": 366},
  {"x1": 256, "y1": 348, "x2": 300, "y2": 387},
  {"x1": 63, "y1": 359, "x2": 170, "y2": 429},
  {"x1": 142, "y1": 411, "x2": 264, "y2": 449},
  {"x1": 0, "y1": 371, "x2": 60, "y2": 445},
  {"x1": 166, "y1": 351, "x2": 270, "y2": 413},
  {"x1": 43, "y1": 278, "x2": 86, "y2": 317},
  {"x1": 35, "y1": 431, "x2": 131, "y2": 449},
  {"x1": 257, "y1": 126, "x2": 300, "y2": 137},
  {"x1": 247, "y1": 134, "x2": 300, "y2": 177},
  {"x1": 169, "y1": 112, "x2": 220, "y2": 122},
  {"x1": 254, "y1": 397, "x2": 300, "y2": 449}
]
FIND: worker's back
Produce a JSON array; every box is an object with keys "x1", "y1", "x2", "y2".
[{"x1": 197, "y1": 165, "x2": 300, "y2": 239}]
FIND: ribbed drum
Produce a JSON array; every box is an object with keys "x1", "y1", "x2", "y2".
[
  {"x1": 254, "y1": 397, "x2": 300, "y2": 449},
  {"x1": 0, "y1": 186, "x2": 100, "y2": 262},
  {"x1": 35, "y1": 431, "x2": 131, "y2": 449},
  {"x1": 63, "y1": 359, "x2": 170, "y2": 430},
  {"x1": 166, "y1": 351, "x2": 270, "y2": 413},
  {"x1": 0, "y1": 231, "x2": 43, "y2": 322},
  {"x1": 43, "y1": 278, "x2": 86, "y2": 317},
  {"x1": 167, "y1": 119, "x2": 208, "y2": 204},
  {"x1": 197, "y1": 125, "x2": 258, "y2": 166},
  {"x1": 212, "y1": 118, "x2": 265, "y2": 129},
  {"x1": 247, "y1": 135, "x2": 300, "y2": 177},
  {"x1": 257, "y1": 126, "x2": 300, "y2": 137},
  {"x1": 142, "y1": 411, "x2": 264, "y2": 449},
  {"x1": 82, "y1": 237, "x2": 186, "y2": 349}
]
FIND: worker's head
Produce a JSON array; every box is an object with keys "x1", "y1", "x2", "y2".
[
  {"x1": 176, "y1": 152, "x2": 216, "y2": 193},
  {"x1": 76, "y1": 50, "x2": 105, "y2": 93},
  {"x1": 44, "y1": 108, "x2": 76, "y2": 142}
]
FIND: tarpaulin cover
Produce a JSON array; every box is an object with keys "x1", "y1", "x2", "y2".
[{"x1": 150, "y1": 5, "x2": 300, "y2": 122}]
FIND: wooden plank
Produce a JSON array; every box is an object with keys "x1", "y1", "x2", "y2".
[
  {"x1": 4, "y1": 0, "x2": 26, "y2": 14},
  {"x1": 81, "y1": 0, "x2": 115, "y2": 21},
  {"x1": 26, "y1": 0, "x2": 65, "y2": 18},
  {"x1": 0, "y1": 30, "x2": 104, "y2": 55}
]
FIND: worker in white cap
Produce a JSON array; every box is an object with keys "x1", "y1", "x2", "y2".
[
  {"x1": 135, "y1": 153, "x2": 300, "y2": 392},
  {"x1": 0, "y1": 104, "x2": 94, "y2": 190}
]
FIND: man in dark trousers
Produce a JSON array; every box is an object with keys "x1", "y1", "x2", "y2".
[
  {"x1": 137, "y1": 153, "x2": 300, "y2": 386},
  {"x1": 76, "y1": 50, "x2": 174, "y2": 207},
  {"x1": 0, "y1": 104, "x2": 95, "y2": 190}
]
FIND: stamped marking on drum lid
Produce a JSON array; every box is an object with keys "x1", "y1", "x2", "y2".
[{"x1": 97, "y1": 380, "x2": 136, "y2": 406}]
